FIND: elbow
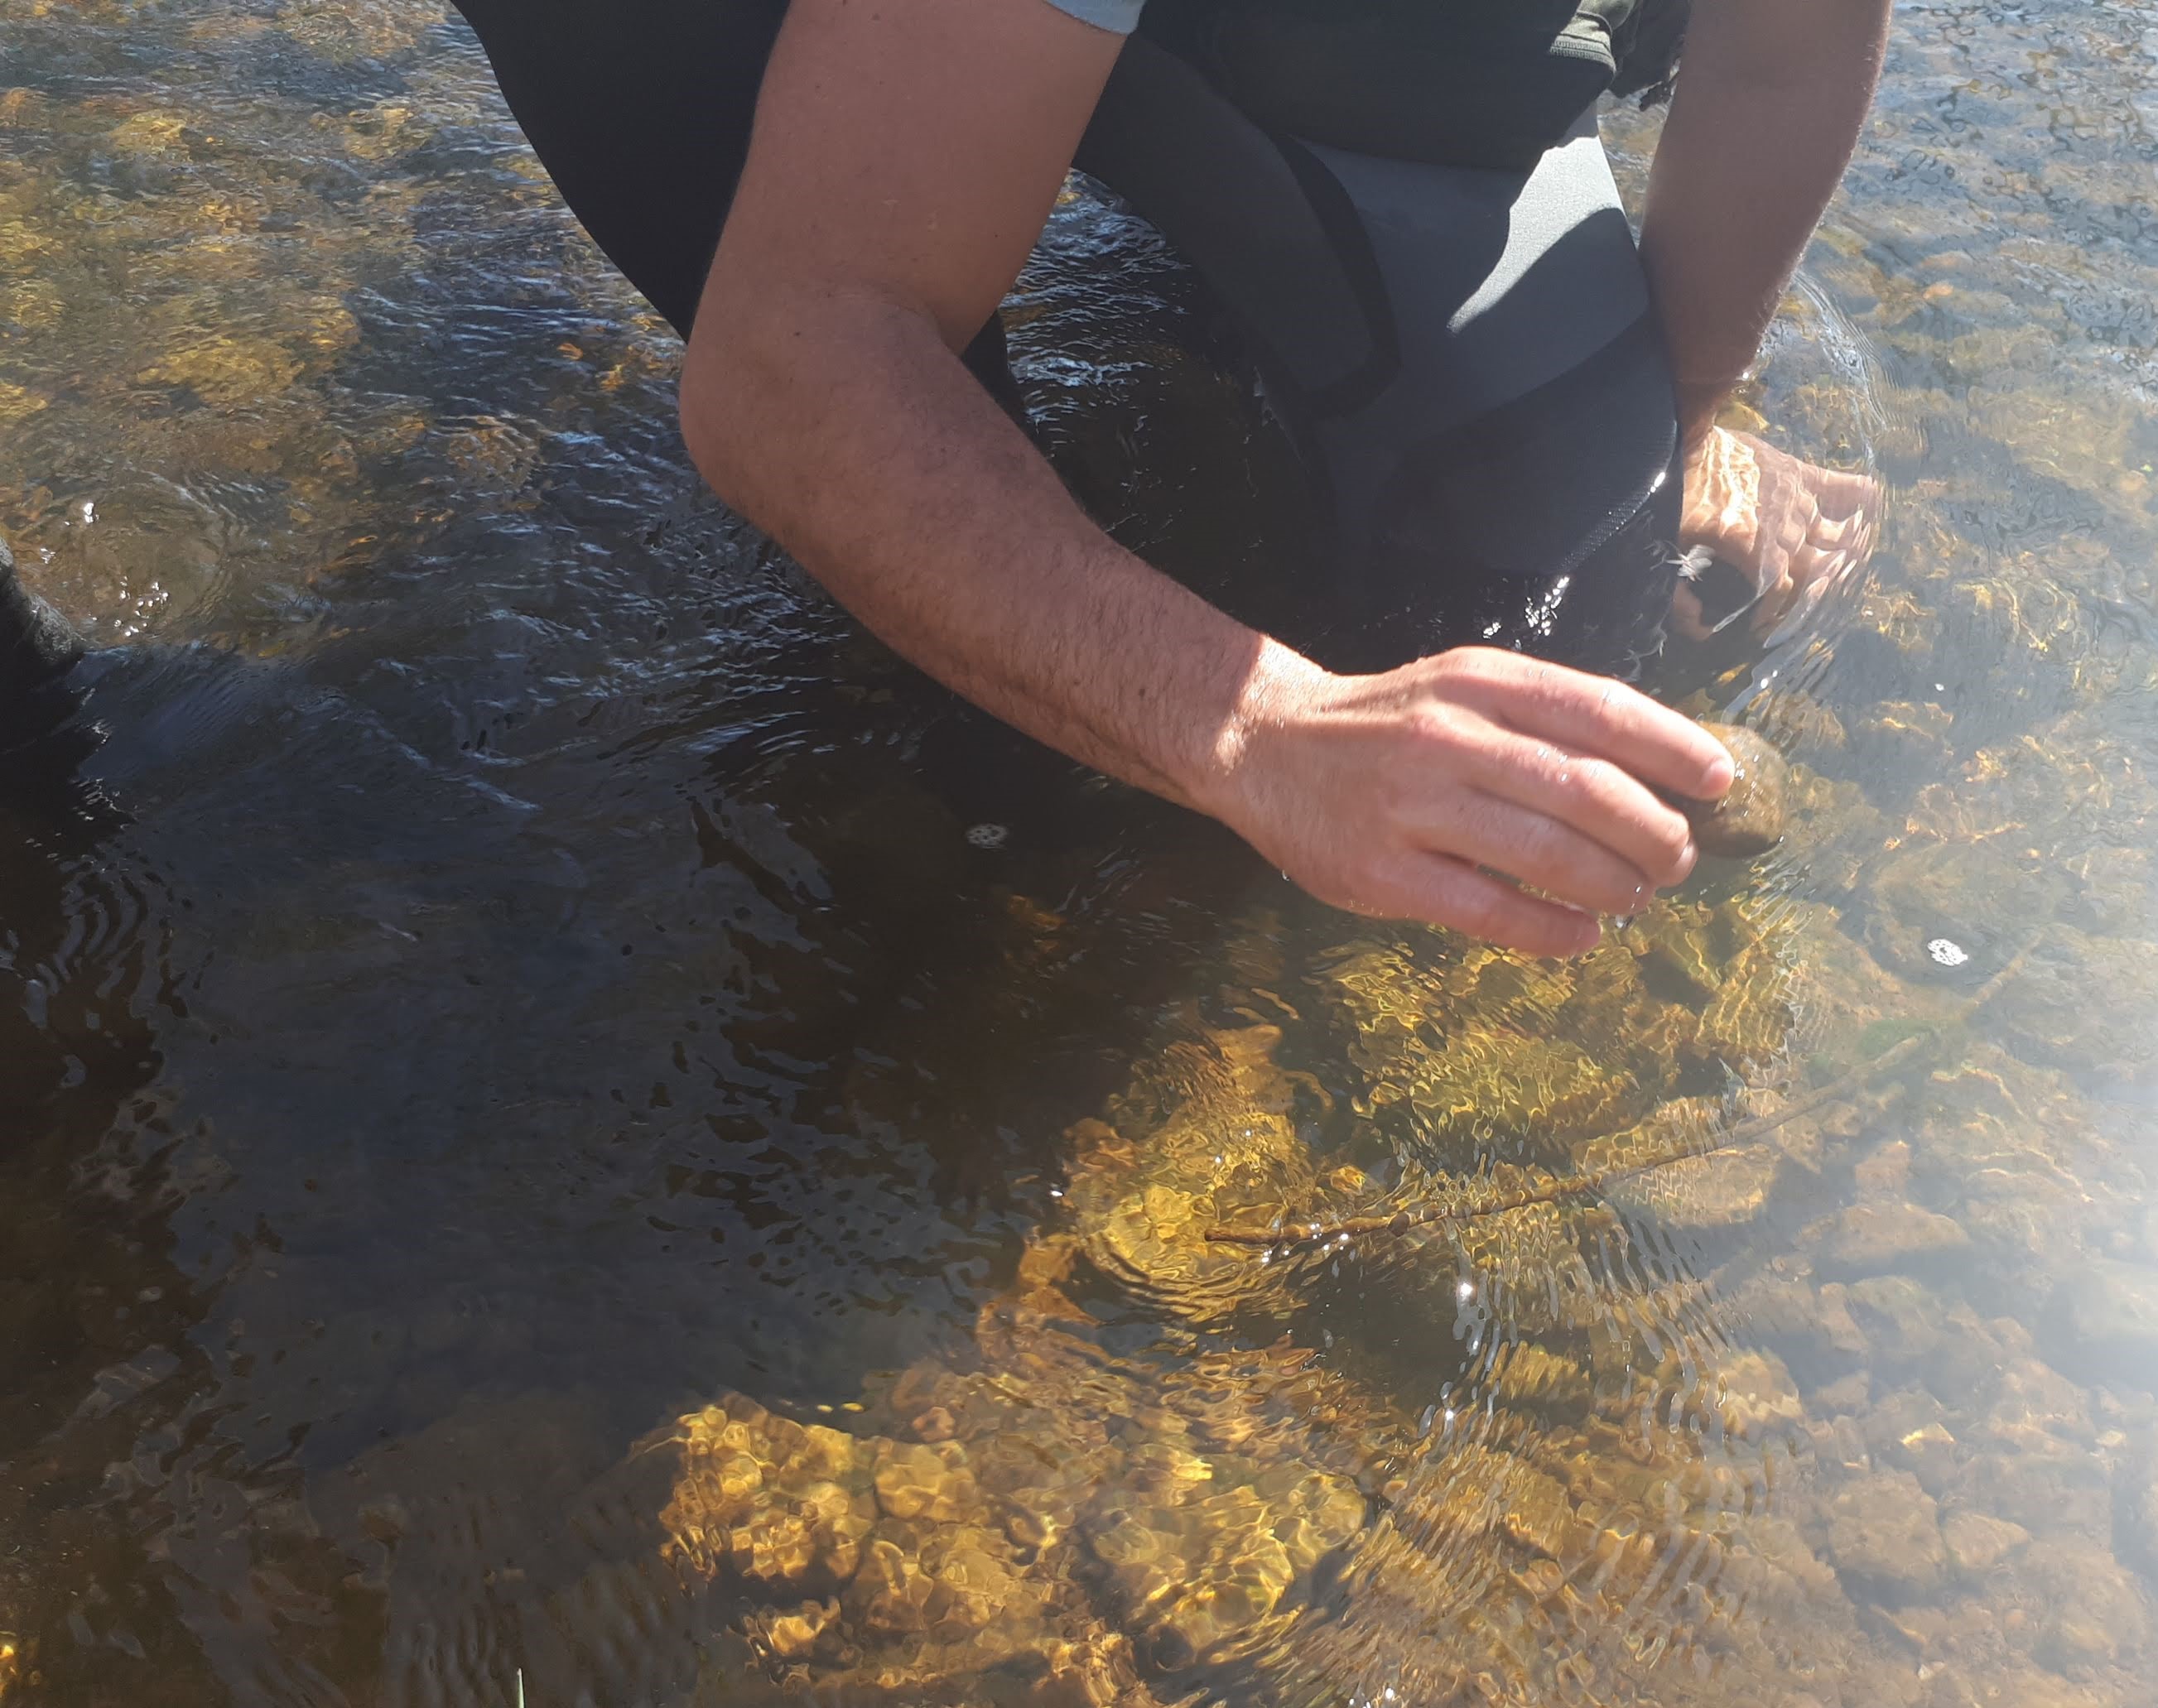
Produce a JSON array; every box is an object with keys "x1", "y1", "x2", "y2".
[
  {"x1": 677, "y1": 313, "x2": 762, "y2": 512},
  {"x1": 677, "y1": 272, "x2": 874, "y2": 521},
  {"x1": 677, "y1": 246, "x2": 813, "y2": 515}
]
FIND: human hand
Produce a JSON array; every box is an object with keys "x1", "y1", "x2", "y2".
[
  {"x1": 1211, "y1": 647, "x2": 1734, "y2": 957},
  {"x1": 1674, "y1": 426, "x2": 1879, "y2": 641}
]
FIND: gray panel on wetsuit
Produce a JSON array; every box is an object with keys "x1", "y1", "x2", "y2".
[
  {"x1": 1077, "y1": 55, "x2": 1655, "y2": 556},
  {"x1": 1077, "y1": 41, "x2": 1376, "y2": 397},
  {"x1": 1306, "y1": 116, "x2": 1650, "y2": 551},
  {"x1": 1041, "y1": 0, "x2": 1146, "y2": 31},
  {"x1": 1081, "y1": 54, "x2": 1643, "y2": 427}
]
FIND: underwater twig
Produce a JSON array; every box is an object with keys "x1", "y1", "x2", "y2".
[{"x1": 1204, "y1": 948, "x2": 2030, "y2": 1252}]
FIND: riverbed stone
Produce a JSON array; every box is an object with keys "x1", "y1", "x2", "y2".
[
  {"x1": 1994, "y1": 927, "x2": 2158, "y2": 1079},
  {"x1": 1965, "y1": 1434, "x2": 2112, "y2": 1539},
  {"x1": 1862, "y1": 840, "x2": 2064, "y2": 982},
  {"x1": 1867, "y1": 1388, "x2": 1961, "y2": 1494},
  {"x1": 1721, "y1": 1271, "x2": 1870, "y2": 1371},
  {"x1": 1686, "y1": 723, "x2": 1790, "y2": 859},
  {"x1": 1941, "y1": 1509, "x2": 2029, "y2": 1577},
  {"x1": 1854, "y1": 1139, "x2": 1914, "y2": 1197},
  {"x1": 2019, "y1": 1537, "x2": 2151, "y2": 1668},
  {"x1": 1853, "y1": 699, "x2": 1956, "y2": 779},
  {"x1": 1715, "y1": 1350, "x2": 1806, "y2": 1440},
  {"x1": 2045, "y1": 1258, "x2": 2158, "y2": 1386},
  {"x1": 1817, "y1": 1201, "x2": 1972, "y2": 1279},
  {"x1": 1983, "y1": 1359, "x2": 2093, "y2": 1449},
  {"x1": 1828, "y1": 1470, "x2": 1947, "y2": 1597},
  {"x1": 1603, "y1": 1143, "x2": 1780, "y2": 1232}
]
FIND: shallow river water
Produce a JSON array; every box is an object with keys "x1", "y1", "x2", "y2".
[{"x1": 3, "y1": 2, "x2": 2158, "y2": 1706}]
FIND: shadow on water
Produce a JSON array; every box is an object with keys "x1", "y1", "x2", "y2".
[{"x1": 2, "y1": 2, "x2": 2158, "y2": 1706}]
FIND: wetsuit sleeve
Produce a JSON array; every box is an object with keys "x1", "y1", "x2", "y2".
[{"x1": 1041, "y1": 0, "x2": 1144, "y2": 34}]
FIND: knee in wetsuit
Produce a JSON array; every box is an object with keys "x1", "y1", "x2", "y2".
[{"x1": 0, "y1": 535, "x2": 93, "y2": 785}]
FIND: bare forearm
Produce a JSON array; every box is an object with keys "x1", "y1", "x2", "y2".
[
  {"x1": 1640, "y1": 0, "x2": 1890, "y2": 435},
  {"x1": 679, "y1": 291, "x2": 1313, "y2": 814}
]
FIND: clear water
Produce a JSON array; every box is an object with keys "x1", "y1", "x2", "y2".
[{"x1": 1, "y1": 3, "x2": 2155, "y2": 1706}]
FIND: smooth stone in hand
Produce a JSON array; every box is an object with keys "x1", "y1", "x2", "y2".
[{"x1": 1686, "y1": 722, "x2": 1789, "y2": 859}]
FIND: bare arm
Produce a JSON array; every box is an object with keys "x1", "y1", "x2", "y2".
[
  {"x1": 1640, "y1": 0, "x2": 1892, "y2": 439},
  {"x1": 685, "y1": 0, "x2": 1255, "y2": 807},
  {"x1": 682, "y1": 0, "x2": 1733, "y2": 955}
]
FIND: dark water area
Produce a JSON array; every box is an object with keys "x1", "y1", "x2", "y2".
[{"x1": 1, "y1": 2, "x2": 2156, "y2": 1706}]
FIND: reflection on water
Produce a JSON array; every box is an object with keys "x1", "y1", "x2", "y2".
[{"x1": 2, "y1": 1, "x2": 2156, "y2": 1704}]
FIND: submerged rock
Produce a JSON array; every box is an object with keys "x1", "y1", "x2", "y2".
[
  {"x1": 1862, "y1": 840, "x2": 2064, "y2": 983},
  {"x1": 2045, "y1": 1258, "x2": 2158, "y2": 1383},
  {"x1": 1686, "y1": 722, "x2": 1790, "y2": 859},
  {"x1": 1815, "y1": 1200, "x2": 1972, "y2": 1278},
  {"x1": 1827, "y1": 1470, "x2": 1947, "y2": 1596},
  {"x1": 2020, "y1": 1537, "x2": 2152, "y2": 1668},
  {"x1": 1994, "y1": 927, "x2": 2158, "y2": 1079},
  {"x1": 1602, "y1": 1142, "x2": 1780, "y2": 1231},
  {"x1": 1942, "y1": 1508, "x2": 2029, "y2": 1576},
  {"x1": 1713, "y1": 1349, "x2": 1807, "y2": 1440},
  {"x1": 1840, "y1": 1276, "x2": 1946, "y2": 1370}
]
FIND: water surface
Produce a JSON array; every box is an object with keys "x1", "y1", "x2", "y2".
[{"x1": 2, "y1": 3, "x2": 2156, "y2": 1706}]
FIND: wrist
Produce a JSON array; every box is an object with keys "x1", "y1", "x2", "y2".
[
  {"x1": 1680, "y1": 423, "x2": 1760, "y2": 546},
  {"x1": 1674, "y1": 381, "x2": 1733, "y2": 451},
  {"x1": 1192, "y1": 636, "x2": 1333, "y2": 828}
]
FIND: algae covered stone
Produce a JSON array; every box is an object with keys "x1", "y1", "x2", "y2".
[
  {"x1": 1685, "y1": 723, "x2": 1790, "y2": 859},
  {"x1": 1827, "y1": 1469, "x2": 1947, "y2": 1595}
]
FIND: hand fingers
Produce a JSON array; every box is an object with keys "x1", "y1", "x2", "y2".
[
  {"x1": 1809, "y1": 467, "x2": 1881, "y2": 521},
  {"x1": 1754, "y1": 541, "x2": 1853, "y2": 637},
  {"x1": 1831, "y1": 507, "x2": 1877, "y2": 573},
  {"x1": 1348, "y1": 851, "x2": 1601, "y2": 959},
  {"x1": 1404, "y1": 787, "x2": 1669, "y2": 916},
  {"x1": 1447, "y1": 650, "x2": 1735, "y2": 801},
  {"x1": 1795, "y1": 536, "x2": 1855, "y2": 588},
  {"x1": 1671, "y1": 581, "x2": 1712, "y2": 642},
  {"x1": 1759, "y1": 572, "x2": 1838, "y2": 646},
  {"x1": 1463, "y1": 729, "x2": 1698, "y2": 887},
  {"x1": 1805, "y1": 495, "x2": 1875, "y2": 561},
  {"x1": 1764, "y1": 493, "x2": 1813, "y2": 575}
]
